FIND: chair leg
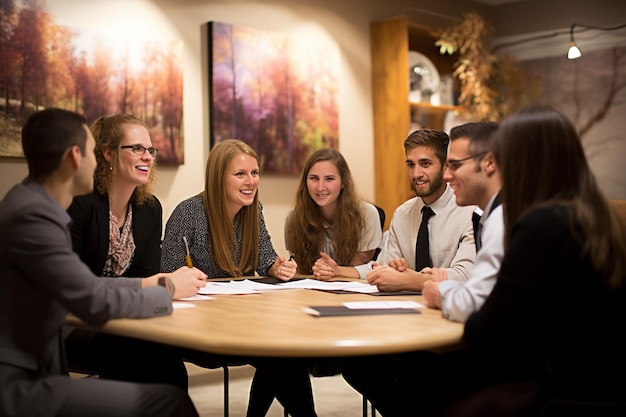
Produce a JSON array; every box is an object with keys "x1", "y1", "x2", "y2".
[
  {"x1": 362, "y1": 395, "x2": 377, "y2": 417},
  {"x1": 363, "y1": 394, "x2": 368, "y2": 417},
  {"x1": 223, "y1": 365, "x2": 229, "y2": 417}
]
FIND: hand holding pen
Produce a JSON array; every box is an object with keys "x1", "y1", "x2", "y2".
[
  {"x1": 166, "y1": 236, "x2": 206, "y2": 297},
  {"x1": 168, "y1": 266, "x2": 207, "y2": 299},
  {"x1": 274, "y1": 253, "x2": 297, "y2": 281}
]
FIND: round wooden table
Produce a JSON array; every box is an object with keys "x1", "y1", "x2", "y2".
[{"x1": 67, "y1": 285, "x2": 464, "y2": 357}]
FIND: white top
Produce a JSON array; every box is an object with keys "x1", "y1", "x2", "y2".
[
  {"x1": 284, "y1": 200, "x2": 382, "y2": 264},
  {"x1": 324, "y1": 201, "x2": 382, "y2": 257},
  {"x1": 438, "y1": 193, "x2": 504, "y2": 323}
]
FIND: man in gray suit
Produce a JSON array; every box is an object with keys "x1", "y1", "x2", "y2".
[{"x1": 0, "y1": 108, "x2": 205, "y2": 417}]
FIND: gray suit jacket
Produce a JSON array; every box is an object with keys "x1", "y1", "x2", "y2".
[{"x1": 0, "y1": 178, "x2": 172, "y2": 416}]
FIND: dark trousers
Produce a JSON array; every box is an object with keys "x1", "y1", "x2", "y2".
[
  {"x1": 58, "y1": 377, "x2": 198, "y2": 417},
  {"x1": 247, "y1": 357, "x2": 317, "y2": 417},
  {"x1": 183, "y1": 349, "x2": 317, "y2": 417},
  {"x1": 64, "y1": 328, "x2": 189, "y2": 390},
  {"x1": 342, "y1": 349, "x2": 534, "y2": 417},
  {"x1": 1, "y1": 363, "x2": 198, "y2": 417}
]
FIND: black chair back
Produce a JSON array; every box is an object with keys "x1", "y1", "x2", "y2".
[{"x1": 373, "y1": 205, "x2": 385, "y2": 261}]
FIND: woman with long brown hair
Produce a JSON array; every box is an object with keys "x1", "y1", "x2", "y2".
[
  {"x1": 460, "y1": 106, "x2": 626, "y2": 414},
  {"x1": 162, "y1": 139, "x2": 315, "y2": 417},
  {"x1": 285, "y1": 148, "x2": 382, "y2": 279}
]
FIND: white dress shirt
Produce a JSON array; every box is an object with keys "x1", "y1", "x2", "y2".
[{"x1": 438, "y1": 193, "x2": 504, "y2": 322}]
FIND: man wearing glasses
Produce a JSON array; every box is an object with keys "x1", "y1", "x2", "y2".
[
  {"x1": 365, "y1": 128, "x2": 476, "y2": 292},
  {"x1": 422, "y1": 122, "x2": 503, "y2": 323},
  {"x1": 343, "y1": 126, "x2": 494, "y2": 417}
]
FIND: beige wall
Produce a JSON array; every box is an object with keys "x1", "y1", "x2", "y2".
[
  {"x1": 0, "y1": 0, "x2": 484, "y2": 255},
  {"x1": 1, "y1": 0, "x2": 624, "y2": 256}
]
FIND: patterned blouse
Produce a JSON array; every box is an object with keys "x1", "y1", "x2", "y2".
[
  {"x1": 160, "y1": 194, "x2": 278, "y2": 278},
  {"x1": 103, "y1": 205, "x2": 135, "y2": 277}
]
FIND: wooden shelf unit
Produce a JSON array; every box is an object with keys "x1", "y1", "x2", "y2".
[{"x1": 370, "y1": 17, "x2": 461, "y2": 229}]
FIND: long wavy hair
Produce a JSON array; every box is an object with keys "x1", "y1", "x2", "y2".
[
  {"x1": 203, "y1": 139, "x2": 260, "y2": 276},
  {"x1": 286, "y1": 148, "x2": 364, "y2": 274},
  {"x1": 91, "y1": 114, "x2": 156, "y2": 206},
  {"x1": 494, "y1": 106, "x2": 626, "y2": 289}
]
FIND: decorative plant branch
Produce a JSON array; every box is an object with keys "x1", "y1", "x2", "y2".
[
  {"x1": 577, "y1": 47, "x2": 626, "y2": 138},
  {"x1": 433, "y1": 11, "x2": 540, "y2": 121}
]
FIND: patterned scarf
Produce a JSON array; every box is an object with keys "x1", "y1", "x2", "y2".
[{"x1": 103, "y1": 205, "x2": 135, "y2": 277}]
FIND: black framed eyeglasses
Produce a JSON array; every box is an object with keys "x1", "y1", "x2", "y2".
[
  {"x1": 120, "y1": 145, "x2": 158, "y2": 158},
  {"x1": 445, "y1": 151, "x2": 488, "y2": 171}
]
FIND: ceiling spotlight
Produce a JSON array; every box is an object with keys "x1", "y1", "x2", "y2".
[
  {"x1": 568, "y1": 24, "x2": 582, "y2": 59},
  {"x1": 567, "y1": 42, "x2": 581, "y2": 59},
  {"x1": 567, "y1": 22, "x2": 626, "y2": 60}
]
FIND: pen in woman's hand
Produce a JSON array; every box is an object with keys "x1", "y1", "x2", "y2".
[{"x1": 182, "y1": 236, "x2": 193, "y2": 268}]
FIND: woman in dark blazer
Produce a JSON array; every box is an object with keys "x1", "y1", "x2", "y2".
[
  {"x1": 65, "y1": 114, "x2": 191, "y2": 389},
  {"x1": 1, "y1": 108, "x2": 201, "y2": 417}
]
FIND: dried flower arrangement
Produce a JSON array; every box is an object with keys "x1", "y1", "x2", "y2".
[{"x1": 433, "y1": 11, "x2": 541, "y2": 121}]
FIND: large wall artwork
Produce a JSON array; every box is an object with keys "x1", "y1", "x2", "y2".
[
  {"x1": 0, "y1": 1, "x2": 185, "y2": 164},
  {"x1": 208, "y1": 21, "x2": 340, "y2": 175}
]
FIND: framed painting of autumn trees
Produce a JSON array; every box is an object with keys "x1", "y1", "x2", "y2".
[
  {"x1": 0, "y1": 0, "x2": 184, "y2": 164},
  {"x1": 208, "y1": 21, "x2": 340, "y2": 175}
]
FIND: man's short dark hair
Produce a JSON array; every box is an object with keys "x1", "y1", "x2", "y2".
[
  {"x1": 404, "y1": 128, "x2": 450, "y2": 167},
  {"x1": 449, "y1": 122, "x2": 499, "y2": 154},
  {"x1": 22, "y1": 108, "x2": 88, "y2": 180}
]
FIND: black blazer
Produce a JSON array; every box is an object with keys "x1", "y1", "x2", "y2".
[{"x1": 67, "y1": 190, "x2": 162, "y2": 277}]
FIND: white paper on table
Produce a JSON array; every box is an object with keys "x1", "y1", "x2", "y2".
[
  {"x1": 228, "y1": 279, "x2": 291, "y2": 291},
  {"x1": 277, "y1": 278, "x2": 379, "y2": 292},
  {"x1": 197, "y1": 278, "x2": 380, "y2": 294},
  {"x1": 173, "y1": 302, "x2": 197, "y2": 309},
  {"x1": 343, "y1": 301, "x2": 425, "y2": 309},
  {"x1": 197, "y1": 281, "x2": 261, "y2": 295},
  {"x1": 332, "y1": 281, "x2": 380, "y2": 293},
  {"x1": 176, "y1": 294, "x2": 214, "y2": 301},
  {"x1": 277, "y1": 278, "x2": 336, "y2": 289}
]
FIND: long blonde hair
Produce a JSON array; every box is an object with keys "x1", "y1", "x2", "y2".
[
  {"x1": 203, "y1": 139, "x2": 260, "y2": 276},
  {"x1": 286, "y1": 148, "x2": 364, "y2": 274},
  {"x1": 91, "y1": 114, "x2": 156, "y2": 206}
]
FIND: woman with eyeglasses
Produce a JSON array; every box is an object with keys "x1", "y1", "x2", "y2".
[{"x1": 64, "y1": 114, "x2": 206, "y2": 389}]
